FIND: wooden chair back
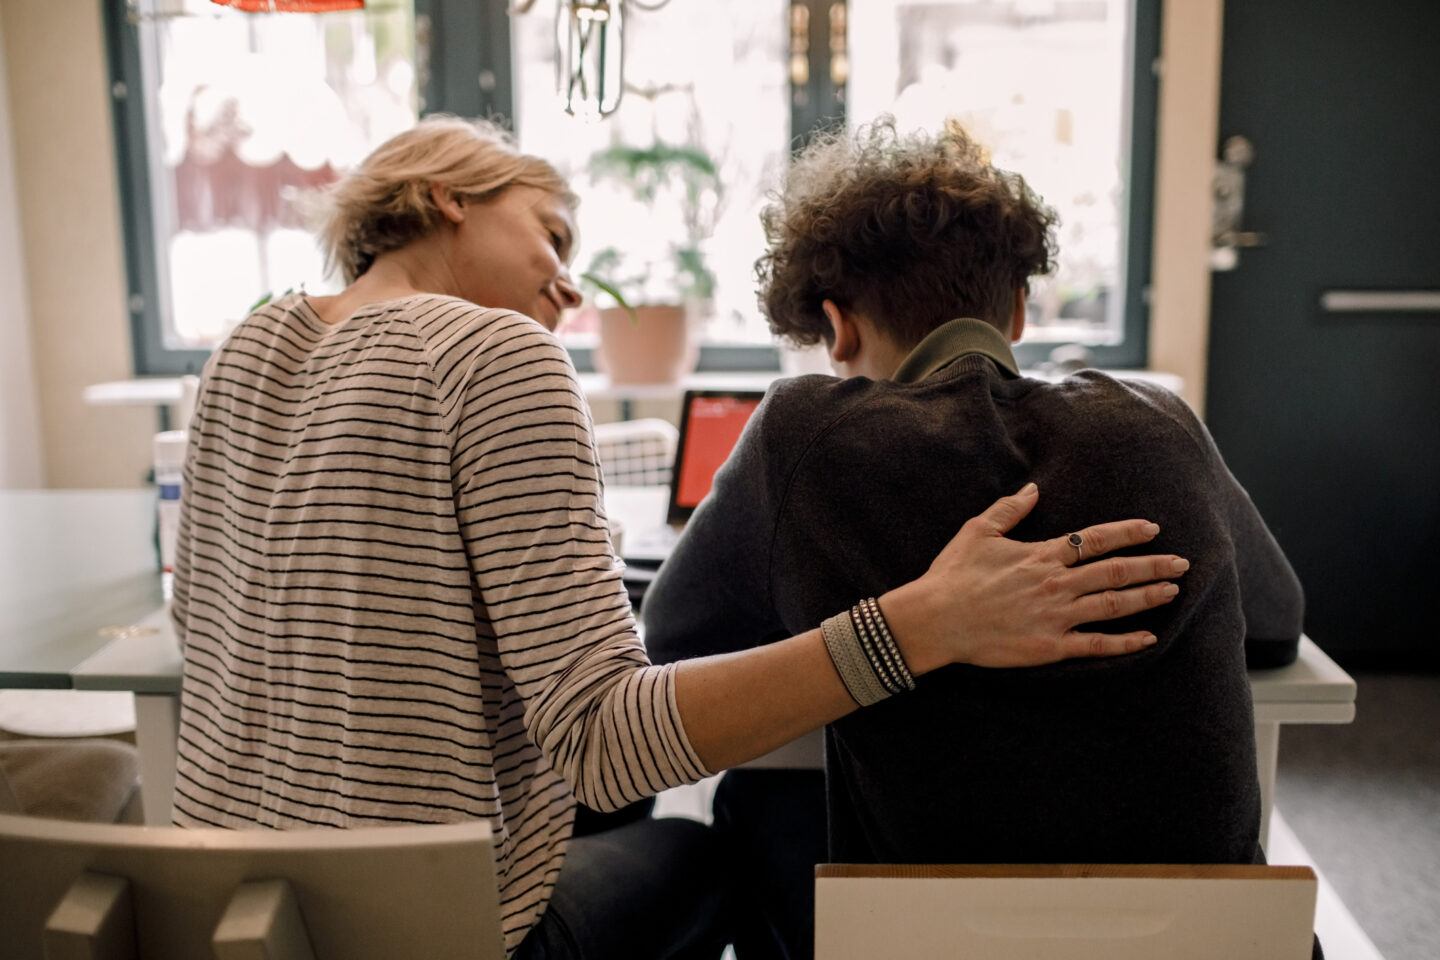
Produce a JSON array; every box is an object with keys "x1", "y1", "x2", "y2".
[
  {"x1": 814, "y1": 864, "x2": 1317, "y2": 959},
  {"x1": 0, "y1": 814, "x2": 504, "y2": 960}
]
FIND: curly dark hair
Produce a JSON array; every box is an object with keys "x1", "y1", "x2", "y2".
[{"x1": 756, "y1": 117, "x2": 1058, "y2": 348}]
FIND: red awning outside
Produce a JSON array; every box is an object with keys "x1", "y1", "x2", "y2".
[
  {"x1": 165, "y1": 47, "x2": 371, "y2": 233},
  {"x1": 211, "y1": 1, "x2": 364, "y2": 12}
]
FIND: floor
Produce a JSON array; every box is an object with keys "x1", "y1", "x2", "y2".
[
  {"x1": 1269, "y1": 811, "x2": 1383, "y2": 960},
  {"x1": 1275, "y1": 672, "x2": 1440, "y2": 960}
]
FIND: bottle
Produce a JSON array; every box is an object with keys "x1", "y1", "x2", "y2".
[{"x1": 154, "y1": 430, "x2": 188, "y2": 601}]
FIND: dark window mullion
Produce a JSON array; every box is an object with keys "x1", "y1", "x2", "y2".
[
  {"x1": 790, "y1": 0, "x2": 845, "y2": 149},
  {"x1": 419, "y1": 0, "x2": 513, "y2": 124},
  {"x1": 106, "y1": 0, "x2": 210, "y2": 376},
  {"x1": 570, "y1": 345, "x2": 781, "y2": 375}
]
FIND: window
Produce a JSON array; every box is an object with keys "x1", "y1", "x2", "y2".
[
  {"x1": 512, "y1": 2, "x2": 790, "y2": 362},
  {"x1": 109, "y1": 1, "x2": 1156, "y2": 375},
  {"x1": 108, "y1": 0, "x2": 423, "y2": 374},
  {"x1": 848, "y1": 0, "x2": 1158, "y2": 367}
]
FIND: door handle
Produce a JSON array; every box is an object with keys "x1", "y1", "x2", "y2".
[
  {"x1": 1320, "y1": 291, "x2": 1440, "y2": 313},
  {"x1": 1215, "y1": 230, "x2": 1267, "y2": 248}
]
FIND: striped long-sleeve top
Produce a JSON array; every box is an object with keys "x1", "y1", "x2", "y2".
[{"x1": 170, "y1": 293, "x2": 710, "y2": 953}]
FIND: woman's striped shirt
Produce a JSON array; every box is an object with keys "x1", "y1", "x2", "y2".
[{"x1": 170, "y1": 293, "x2": 710, "y2": 953}]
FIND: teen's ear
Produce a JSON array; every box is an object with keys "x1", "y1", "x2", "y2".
[
  {"x1": 1009, "y1": 288, "x2": 1027, "y2": 343},
  {"x1": 823, "y1": 299, "x2": 860, "y2": 365},
  {"x1": 430, "y1": 183, "x2": 466, "y2": 225}
]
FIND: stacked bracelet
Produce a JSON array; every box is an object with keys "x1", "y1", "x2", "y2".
[
  {"x1": 822, "y1": 598, "x2": 917, "y2": 707},
  {"x1": 854, "y1": 598, "x2": 916, "y2": 694}
]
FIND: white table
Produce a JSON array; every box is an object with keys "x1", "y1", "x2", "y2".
[
  {"x1": 0, "y1": 491, "x2": 174, "y2": 824},
  {"x1": 1250, "y1": 638, "x2": 1356, "y2": 844},
  {"x1": 15, "y1": 488, "x2": 1356, "y2": 842}
]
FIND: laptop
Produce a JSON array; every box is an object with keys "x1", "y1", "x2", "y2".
[{"x1": 621, "y1": 388, "x2": 766, "y2": 567}]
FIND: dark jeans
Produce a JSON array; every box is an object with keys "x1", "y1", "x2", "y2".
[
  {"x1": 514, "y1": 800, "x2": 730, "y2": 960},
  {"x1": 712, "y1": 769, "x2": 827, "y2": 960}
]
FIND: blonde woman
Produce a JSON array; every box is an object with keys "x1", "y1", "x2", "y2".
[{"x1": 169, "y1": 116, "x2": 1185, "y2": 959}]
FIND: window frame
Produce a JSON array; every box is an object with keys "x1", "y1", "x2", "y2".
[
  {"x1": 106, "y1": 0, "x2": 1157, "y2": 376},
  {"x1": 106, "y1": 0, "x2": 190, "y2": 375}
]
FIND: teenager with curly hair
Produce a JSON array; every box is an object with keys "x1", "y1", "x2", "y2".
[{"x1": 645, "y1": 118, "x2": 1304, "y2": 959}]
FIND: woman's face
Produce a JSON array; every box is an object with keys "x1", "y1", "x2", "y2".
[{"x1": 451, "y1": 185, "x2": 581, "y2": 330}]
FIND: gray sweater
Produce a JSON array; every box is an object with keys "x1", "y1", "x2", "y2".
[{"x1": 644, "y1": 318, "x2": 1303, "y2": 866}]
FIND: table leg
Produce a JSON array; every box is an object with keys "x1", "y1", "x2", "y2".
[
  {"x1": 1254, "y1": 719, "x2": 1280, "y2": 853},
  {"x1": 135, "y1": 693, "x2": 179, "y2": 825}
]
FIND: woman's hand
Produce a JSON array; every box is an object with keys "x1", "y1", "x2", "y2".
[{"x1": 881, "y1": 483, "x2": 1187, "y2": 674}]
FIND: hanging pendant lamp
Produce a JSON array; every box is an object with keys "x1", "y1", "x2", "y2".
[{"x1": 556, "y1": 0, "x2": 625, "y2": 119}]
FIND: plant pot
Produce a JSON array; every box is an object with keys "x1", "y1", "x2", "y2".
[{"x1": 596, "y1": 304, "x2": 699, "y2": 385}]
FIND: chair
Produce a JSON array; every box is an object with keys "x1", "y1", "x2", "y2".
[
  {"x1": 0, "y1": 739, "x2": 142, "y2": 823},
  {"x1": 592, "y1": 418, "x2": 679, "y2": 487},
  {"x1": 0, "y1": 814, "x2": 504, "y2": 960},
  {"x1": 814, "y1": 864, "x2": 1318, "y2": 960}
]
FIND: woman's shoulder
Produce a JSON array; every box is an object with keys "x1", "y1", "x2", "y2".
[
  {"x1": 395, "y1": 297, "x2": 576, "y2": 399},
  {"x1": 398, "y1": 294, "x2": 547, "y2": 343}
]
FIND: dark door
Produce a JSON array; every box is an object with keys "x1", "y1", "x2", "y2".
[{"x1": 1205, "y1": 0, "x2": 1440, "y2": 667}]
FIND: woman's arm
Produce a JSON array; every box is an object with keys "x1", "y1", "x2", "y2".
[
  {"x1": 673, "y1": 483, "x2": 1178, "y2": 770},
  {"x1": 445, "y1": 322, "x2": 1180, "y2": 806}
]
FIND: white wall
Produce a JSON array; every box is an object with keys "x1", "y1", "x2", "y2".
[
  {"x1": 3, "y1": 0, "x2": 153, "y2": 489},
  {"x1": 0, "y1": 3, "x2": 44, "y2": 488}
]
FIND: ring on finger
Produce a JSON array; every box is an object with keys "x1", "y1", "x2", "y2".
[{"x1": 1067, "y1": 532, "x2": 1084, "y2": 563}]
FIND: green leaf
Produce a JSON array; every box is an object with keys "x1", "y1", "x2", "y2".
[
  {"x1": 582, "y1": 138, "x2": 722, "y2": 309},
  {"x1": 587, "y1": 141, "x2": 721, "y2": 201},
  {"x1": 673, "y1": 246, "x2": 716, "y2": 301},
  {"x1": 579, "y1": 272, "x2": 639, "y2": 324}
]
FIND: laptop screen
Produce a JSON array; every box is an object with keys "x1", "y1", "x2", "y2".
[{"x1": 668, "y1": 390, "x2": 765, "y2": 522}]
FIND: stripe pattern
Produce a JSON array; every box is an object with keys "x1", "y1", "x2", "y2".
[{"x1": 170, "y1": 293, "x2": 708, "y2": 953}]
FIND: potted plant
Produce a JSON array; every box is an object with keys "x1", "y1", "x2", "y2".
[{"x1": 579, "y1": 140, "x2": 722, "y2": 384}]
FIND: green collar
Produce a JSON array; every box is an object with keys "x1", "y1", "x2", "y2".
[{"x1": 892, "y1": 317, "x2": 1020, "y2": 384}]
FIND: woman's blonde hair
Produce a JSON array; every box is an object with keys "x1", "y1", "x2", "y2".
[{"x1": 317, "y1": 115, "x2": 577, "y2": 283}]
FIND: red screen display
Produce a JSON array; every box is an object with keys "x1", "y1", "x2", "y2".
[{"x1": 674, "y1": 395, "x2": 762, "y2": 509}]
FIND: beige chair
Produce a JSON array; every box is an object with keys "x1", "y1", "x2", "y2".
[
  {"x1": 814, "y1": 864, "x2": 1318, "y2": 960},
  {"x1": 592, "y1": 418, "x2": 679, "y2": 487},
  {"x1": 0, "y1": 815, "x2": 504, "y2": 960}
]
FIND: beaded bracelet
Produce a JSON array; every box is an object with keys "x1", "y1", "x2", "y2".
[
  {"x1": 863, "y1": 597, "x2": 915, "y2": 691},
  {"x1": 822, "y1": 598, "x2": 916, "y2": 707}
]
